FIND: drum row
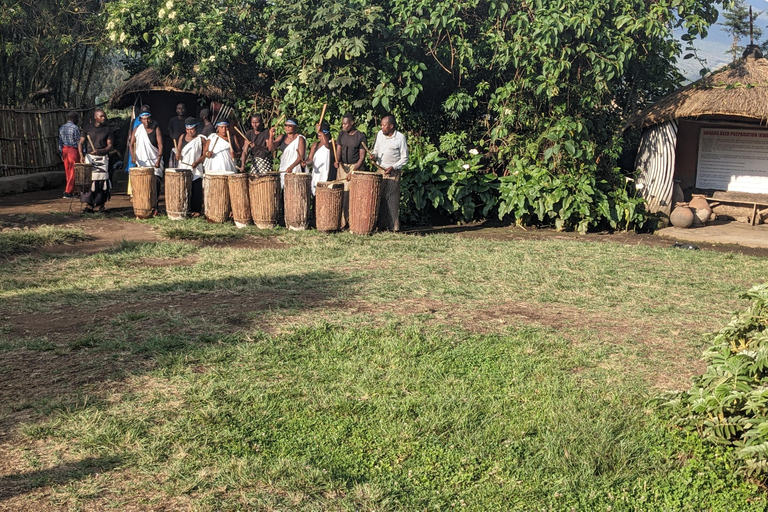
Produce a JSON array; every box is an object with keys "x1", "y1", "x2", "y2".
[{"x1": 130, "y1": 167, "x2": 385, "y2": 235}]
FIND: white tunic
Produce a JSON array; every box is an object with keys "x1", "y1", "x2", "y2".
[
  {"x1": 278, "y1": 135, "x2": 305, "y2": 187},
  {"x1": 178, "y1": 135, "x2": 206, "y2": 180},
  {"x1": 133, "y1": 125, "x2": 164, "y2": 177},
  {"x1": 310, "y1": 145, "x2": 331, "y2": 196},
  {"x1": 205, "y1": 134, "x2": 237, "y2": 175}
]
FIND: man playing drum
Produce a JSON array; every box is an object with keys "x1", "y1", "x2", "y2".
[
  {"x1": 336, "y1": 113, "x2": 367, "y2": 179},
  {"x1": 129, "y1": 105, "x2": 165, "y2": 201},
  {"x1": 307, "y1": 121, "x2": 334, "y2": 195},
  {"x1": 240, "y1": 114, "x2": 272, "y2": 174},
  {"x1": 268, "y1": 118, "x2": 306, "y2": 188},
  {"x1": 370, "y1": 115, "x2": 408, "y2": 232},
  {"x1": 176, "y1": 117, "x2": 207, "y2": 214},
  {"x1": 203, "y1": 119, "x2": 238, "y2": 175},
  {"x1": 79, "y1": 109, "x2": 114, "y2": 213}
]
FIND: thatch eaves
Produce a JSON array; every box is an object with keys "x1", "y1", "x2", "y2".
[
  {"x1": 624, "y1": 55, "x2": 768, "y2": 130},
  {"x1": 109, "y1": 68, "x2": 224, "y2": 109}
]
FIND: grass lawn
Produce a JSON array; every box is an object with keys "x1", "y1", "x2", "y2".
[{"x1": 1, "y1": 221, "x2": 767, "y2": 509}]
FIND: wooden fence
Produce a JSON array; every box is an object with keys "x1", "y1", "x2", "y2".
[{"x1": 0, "y1": 106, "x2": 91, "y2": 178}]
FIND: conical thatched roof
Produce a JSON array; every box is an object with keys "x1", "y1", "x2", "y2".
[
  {"x1": 625, "y1": 54, "x2": 768, "y2": 130},
  {"x1": 109, "y1": 68, "x2": 224, "y2": 109}
]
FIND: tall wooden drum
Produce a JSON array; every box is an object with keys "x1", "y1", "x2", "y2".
[
  {"x1": 204, "y1": 174, "x2": 231, "y2": 224},
  {"x1": 349, "y1": 171, "x2": 382, "y2": 235},
  {"x1": 249, "y1": 173, "x2": 281, "y2": 229},
  {"x1": 74, "y1": 163, "x2": 93, "y2": 195},
  {"x1": 164, "y1": 168, "x2": 192, "y2": 220},
  {"x1": 315, "y1": 181, "x2": 344, "y2": 232},
  {"x1": 284, "y1": 172, "x2": 311, "y2": 231},
  {"x1": 228, "y1": 173, "x2": 252, "y2": 228},
  {"x1": 131, "y1": 167, "x2": 157, "y2": 219}
]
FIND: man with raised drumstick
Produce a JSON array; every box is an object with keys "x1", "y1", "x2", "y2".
[
  {"x1": 167, "y1": 103, "x2": 187, "y2": 166},
  {"x1": 370, "y1": 114, "x2": 408, "y2": 232},
  {"x1": 79, "y1": 109, "x2": 114, "y2": 213},
  {"x1": 203, "y1": 119, "x2": 238, "y2": 175}
]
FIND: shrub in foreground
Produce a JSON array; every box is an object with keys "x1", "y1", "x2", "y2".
[{"x1": 659, "y1": 283, "x2": 768, "y2": 480}]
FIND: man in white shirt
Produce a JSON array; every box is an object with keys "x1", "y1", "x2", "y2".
[{"x1": 371, "y1": 115, "x2": 408, "y2": 231}]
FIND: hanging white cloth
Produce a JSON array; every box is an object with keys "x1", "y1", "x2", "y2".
[
  {"x1": 279, "y1": 135, "x2": 305, "y2": 187},
  {"x1": 134, "y1": 125, "x2": 164, "y2": 177},
  {"x1": 310, "y1": 145, "x2": 331, "y2": 195},
  {"x1": 205, "y1": 133, "x2": 237, "y2": 175},
  {"x1": 178, "y1": 135, "x2": 206, "y2": 181},
  {"x1": 85, "y1": 154, "x2": 110, "y2": 192}
]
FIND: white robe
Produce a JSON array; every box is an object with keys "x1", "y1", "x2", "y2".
[
  {"x1": 310, "y1": 145, "x2": 331, "y2": 196},
  {"x1": 205, "y1": 134, "x2": 237, "y2": 175},
  {"x1": 133, "y1": 125, "x2": 164, "y2": 177},
  {"x1": 279, "y1": 135, "x2": 305, "y2": 187},
  {"x1": 178, "y1": 135, "x2": 206, "y2": 181}
]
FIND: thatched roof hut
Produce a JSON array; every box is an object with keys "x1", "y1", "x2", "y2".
[
  {"x1": 626, "y1": 52, "x2": 768, "y2": 221},
  {"x1": 109, "y1": 68, "x2": 226, "y2": 165},
  {"x1": 626, "y1": 53, "x2": 768, "y2": 129},
  {"x1": 109, "y1": 68, "x2": 224, "y2": 110}
]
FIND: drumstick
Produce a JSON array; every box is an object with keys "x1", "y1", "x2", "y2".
[
  {"x1": 361, "y1": 141, "x2": 386, "y2": 171},
  {"x1": 318, "y1": 103, "x2": 327, "y2": 125},
  {"x1": 205, "y1": 136, "x2": 218, "y2": 159},
  {"x1": 226, "y1": 129, "x2": 235, "y2": 160},
  {"x1": 233, "y1": 125, "x2": 248, "y2": 141},
  {"x1": 87, "y1": 134, "x2": 97, "y2": 156}
]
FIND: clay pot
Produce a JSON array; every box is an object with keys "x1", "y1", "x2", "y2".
[
  {"x1": 670, "y1": 203, "x2": 695, "y2": 228},
  {"x1": 689, "y1": 194, "x2": 711, "y2": 226},
  {"x1": 689, "y1": 194, "x2": 710, "y2": 212}
]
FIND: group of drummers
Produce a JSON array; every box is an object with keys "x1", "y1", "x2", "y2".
[{"x1": 124, "y1": 103, "x2": 408, "y2": 232}]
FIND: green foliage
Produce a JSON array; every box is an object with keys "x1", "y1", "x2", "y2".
[
  {"x1": 0, "y1": 0, "x2": 108, "y2": 105},
  {"x1": 658, "y1": 284, "x2": 768, "y2": 481},
  {"x1": 104, "y1": 0, "x2": 722, "y2": 229},
  {"x1": 400, "y1": 148, "x2": 499, "y2": 225},
  {"x1": 497, "y1": 159, "x2": 646, "y2": 233}
]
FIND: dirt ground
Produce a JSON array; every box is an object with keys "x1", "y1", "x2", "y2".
[{"x1": 3, "y1": 180, "x2": 767, "y2": 257}]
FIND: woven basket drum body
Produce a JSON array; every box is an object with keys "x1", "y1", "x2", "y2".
[
  {"x1": 249, "y1": 173, "x2": 281, "y2": 229},
  {"x1": 74, "y1": 163, "x2": 93, "y2": 195},
  {"x1": 131, "y1": 167, "x2": 157, "y2": 219},
  {"x1": 315, "y1": 181, "x2": 344, "y2": 232},
  {"x1": 228, "y1": 173, "x2": 252, "y2": 228},
  {"x1": 164, "y1": 168, "x2": 192, "y2": 220},
  {"x1": 204, "y1": 174, "x2": 231, "y2": 223},
  {"x1": 284, "y1": 172, "x2": 311, "y2": 231},
  {"x1": 349, "y1": 171, "x2": 382, "y2": 235}
]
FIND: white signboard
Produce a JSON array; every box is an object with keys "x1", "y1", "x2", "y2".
[{"x1": 696, "y1": 128, "x2": 768, "y2": 193}]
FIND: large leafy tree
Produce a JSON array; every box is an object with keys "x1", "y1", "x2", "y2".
[
  {"x1": 105, "y1": 0, "x2": 721, "y2": 228},
  {"x1": 0, "y1": 0, "x2": 108, "y2": 106}
]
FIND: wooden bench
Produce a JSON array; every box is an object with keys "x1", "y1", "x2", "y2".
[{"x1": 705, "y1": 191, "x2": 768, "y2": 226}]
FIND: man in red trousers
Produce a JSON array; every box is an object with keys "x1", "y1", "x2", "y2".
[{"x1": 58, "y1": 111, "x2": 81, "y2": 198}]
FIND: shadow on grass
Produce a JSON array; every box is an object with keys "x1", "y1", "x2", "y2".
[
  {"x1": 1, "y1": 260, "x2": 363, "y2": 441},
  {"x1": 0, "y1": 456, "x2": 122, "y2": 500}
]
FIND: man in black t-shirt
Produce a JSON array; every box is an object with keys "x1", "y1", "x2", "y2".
[
  {"x1": 336, "y1": 113, "x2": 367, "y2": 178},
  {"x1": 240, "y1": 114, "x2": 272, "y2": 173},
  {"x1": 79, "y1": 109, "x2": 114, "y2": 212},
  {"x1": 167, "y1": 103, "x2": 187, "y2": 165},
  {"x1": 335, "y1": 113, "x2": 367, "y2": 228}
]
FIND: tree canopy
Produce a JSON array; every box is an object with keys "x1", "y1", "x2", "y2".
[{"x1": 104, "y1": 0, "x2": 722, "y2": 230}]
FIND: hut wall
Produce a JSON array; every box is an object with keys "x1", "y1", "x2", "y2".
[
  {"x1": 674, "y1": 119, "x2": 768, "y2": 199},
  {"x1": 0, "y1": 107, "x2": 87, "y2": 178},
  {"x1": 635, "y1": 120, "x2": 677, "y2": 216}
]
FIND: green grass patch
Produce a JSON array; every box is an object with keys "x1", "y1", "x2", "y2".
[
  {"x1": 143, "y1": 216, "x2": 281, "y2": 241},
  {"x1": 0, "y1": 226, "x2": 91, "y2": 257},
  {"x1": 26, "y1": 324, "x2": 764, "y2": 509}
]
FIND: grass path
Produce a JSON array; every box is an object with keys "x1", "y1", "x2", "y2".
[{"x1": 1, "y1": 223, "x2": 767, "y2": 509}]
